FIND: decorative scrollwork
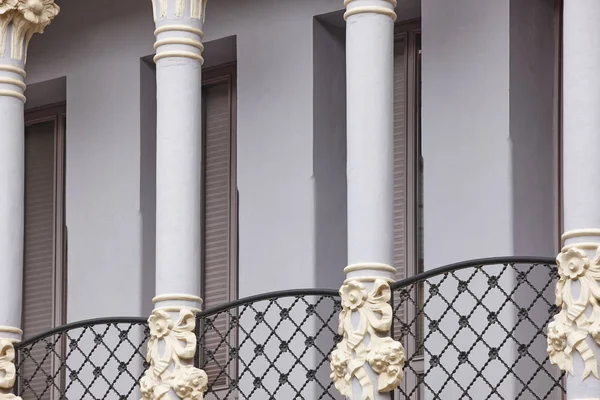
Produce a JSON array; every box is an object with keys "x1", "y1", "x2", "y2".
[
  {"x1": 0, "y1": 339, "x2": 21, "y2": 400},
  {"x1": 331, "y1": 279, "x2": 405, "y2": 399},
  {"x1": 141, "y1": 309, "x2": 208, "y2": 400},
  {"x1": 548, "y1": 245, "x2": 600, "y2": 378}
]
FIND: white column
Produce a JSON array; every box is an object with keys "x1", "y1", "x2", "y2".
[
  {"x1": 0, "y1": 1, "x2": 59, "y2": 398},
  {"x1": 330, "y1": 1, "x2": 405, "y2": 399},
  {"x1": 141, "y1": 1, "x2": 209, "y2": 399},
  {"x1": 548, "y1": 1, "x2": 600, "y2": 399}
]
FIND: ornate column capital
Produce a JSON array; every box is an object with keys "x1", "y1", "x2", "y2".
[
  {"x1": 151, "y1": 0, "x2": 208, "y2": 22},
  {"x1": 548, "y1": 230, "x2": 600, "y2": 379},
  {"x1": 0, "y1": 0, "x2": 59, "y2": 62},
  {"x1": 0, "y1": 0, "x2": 59, "y2": 103}
]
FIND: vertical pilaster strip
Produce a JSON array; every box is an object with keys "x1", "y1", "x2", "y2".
[
  {"x1": 141, "y1": 1, "x2": 208, "y2": 399},
  {"x1": 330, "y1": 1, "x2": 405, "y2": 399},
  {"x1": 0, "y1": 1, "x2": 58, "y2": 398},
  {"x1": 548, "y1": 1, "x2": 600, "y2": 399}
]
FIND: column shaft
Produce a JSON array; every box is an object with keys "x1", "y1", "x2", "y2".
[
  {"x1": 549, "y1": 1, "x2": 600, "y2": 398},
  {"x1": 330, "y1": 1, "x2": 405, "y2": 399},
  {"x1": 0, "y1": 2, "x2": 59, "y2": 399},
  {"x1": 0, "y1": 67, "x2": 25, "y2": 336},
  {"x1": 346, "y1": 0, "x2": 395, "y2": 265},
  {"x1": 141, "y1": 2, "x2": 209, "y2": 399}
]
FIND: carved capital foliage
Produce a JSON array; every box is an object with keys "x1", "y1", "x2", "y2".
[
  {"x1": 331, "y1": 279, "x2": 405, "y2": 399},
  {"x1": 141, "y1": 309, "x2": 208, "y2": 400},
  {"x1": 151, "y1": 0, "x2": 208, "y2": 22},
  {"x1": 0, "y1": 0, "x2": 59, "y2": 61},
  {"x1": 0, "y1": 339, "x2": 21, "y2": 400},
  {"x1": 548, "y1": 244, "x2": 600, "y2": 379}
]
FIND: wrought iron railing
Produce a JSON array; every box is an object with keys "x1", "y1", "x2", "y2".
[
  {"x1": 15, "y1": 257, "x2": 564, "y2": 399},
  {"x1": 392, "y1": 257, "x2": 564, "y2": 399}
]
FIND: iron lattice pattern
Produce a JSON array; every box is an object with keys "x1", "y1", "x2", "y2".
[
  {"x1": 392, "y1": 259, "x2": 565, "y2": 399},
  {"x1": 15, "y1": 319, "x2": 149, "y2": 400},
  {"x1": 195, "y1": 291, "x2": 341, "y2": 399},
  {"x1": 14, "y1": 258, "x2": 565, "y2": 400}
]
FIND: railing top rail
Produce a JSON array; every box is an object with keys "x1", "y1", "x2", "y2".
[
  {"x1": 17, "y1": 257, "x2": 557, "y2": 348},
  {"x1": 17, "y1": 316, "x2": 148, "y2": 347},
  {"x1": 196, "y1": 288, "x2": 340, "y2": 318},
  {"x1": 390, "y1": 256, "x2": 557, "y2": 290},
  {"x1": 16, "y1": 288, "x2": 340, "y2": 347}
]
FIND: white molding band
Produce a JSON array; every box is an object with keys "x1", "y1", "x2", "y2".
[
  {"x1": 0, "y1": 89, "x2": 25, "y2": 102},
  {"x1": 343, "y1": 0, "x2": 397, "y2": 6},
  {"x1": 0, "y1": 65, "x2": 26, "y2": 78},
  {"x1": 344, "y1": 6, "x2": 397, "y2": 21},
  {"x1": 344, "y1": 263, "x2": 396, "y2": 274},
  {"x1": 153, "y1": 50, "x2": 204, "y2": 64},
  {"x1": 0, "y1": 326, "x2": 23, "y2": 336},
  {"x1": 562, "y1": 229, "x2": 600, "y2": 241},
  {"x1": 154, "y1": 37, "x2": 205, "y2": 51},
  {"x1": 152, "y1": 293, "x2": 203, "y2": 304},
  {"x1": 0, "y1": 77, "x2": 26, "y2": 90},
  {"x1": 154, "y1": 24, "x2": 204, "y2": 38}
]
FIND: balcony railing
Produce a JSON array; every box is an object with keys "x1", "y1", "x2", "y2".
[{"x1": 15, "y1": 257, "x2": 564, "y2": 399}]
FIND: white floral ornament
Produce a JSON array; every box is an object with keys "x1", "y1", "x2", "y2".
[
  {"x1": 548, "y1": 246, "x2": 600, "y2": 379},
  {"x1": 17, "y1": 0, "x2": 58, "y2": 27},
  {"x1": 331, "y1": 279, "x2": 405, "y2": 399},
  {"x1": 0, "y1": 339, "x2": 21, "y2": 400},
  {"x1": 141, "y1": 309, "x2": 208, "y2": 400},
  {"x1": 0, "y1": 0, "x2": 17, "y2": 15}
]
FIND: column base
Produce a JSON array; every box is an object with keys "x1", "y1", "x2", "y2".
[
  {"x1": 331, "y1": 263, "x2": 405, "y2": 399},
  {"x1": 141, "y1": 297, "x2": 207, "y2": 399},
  {"x1": 0, "y1": 326, "x2": 22, "y2": 400}
]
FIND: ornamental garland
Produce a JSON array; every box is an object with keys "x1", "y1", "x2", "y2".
[
  {"x1": 141, "y1": 309, "x2": 208, "y2": 400},
  {"x1": 331, "y1": 279, "x2": 405, "y2": 399},
  {"x1": 548, "y1": 247, "x2": 600, "y2": 379}
]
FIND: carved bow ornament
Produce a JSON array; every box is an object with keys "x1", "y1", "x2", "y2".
[
  {"x1": 330, "y1": 279, "x2": 405, "y2": 399},
  {"x1": 141, "y1": 309, "x2": 208, "y2": 400},
  {"x1": 0, "y1": 339, "x2": 21, "y2": 400},
  {"x1": 548, "y1": 247, "x2": 600, "y2": 379}
]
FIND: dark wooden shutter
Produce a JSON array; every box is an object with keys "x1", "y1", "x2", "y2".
[
  {"x1": 202, "y1": 78, "x2": 235, "y2": 388},
  {"x1": 393, "y1": 37, "x2": 409, "y2": 342},
  {"x1": 22, "y1": 120, "x2": 59, "y2": 400}
]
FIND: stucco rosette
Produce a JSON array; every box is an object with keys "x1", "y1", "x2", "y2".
[
  {"x1": 17, "y1": 0, "x2": 58, "y2": 26},
  {"x1": 0, "y1": 0, "x2": 17, "y2": 15}
]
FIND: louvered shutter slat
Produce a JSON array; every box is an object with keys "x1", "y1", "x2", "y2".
[
  {"x1": 22, "y1": 121, "x2": 57, "y2": 400},
  {"x1": 393, "y1": 39, "x2": 408, "y2": 342},
  {"x1": 202, "y1": 81, "x2": 233, "y2": 389}
]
